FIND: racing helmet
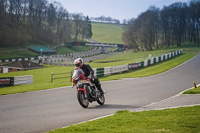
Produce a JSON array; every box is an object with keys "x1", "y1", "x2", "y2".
[{"x1": 74, "y1": 58, "x2": 83, "y2": 67}]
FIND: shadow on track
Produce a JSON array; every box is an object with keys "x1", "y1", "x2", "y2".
[{"x1": 87, "y1": 104, "x2": 139, "y2": 110}]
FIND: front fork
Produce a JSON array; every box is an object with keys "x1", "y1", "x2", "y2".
[
  {"x1": 77, "y1": 85, "x2": 88, "y2": 99},
  {"x1": 84, "y1": 85, "x2": 88, "y2": 98},
  {"x1": 77, "y1": 85, "x2": 87, "y2": 99}
]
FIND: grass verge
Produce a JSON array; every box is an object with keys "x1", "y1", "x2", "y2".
[
  {"x1": 56, "y1": 45, "x2": 93, "y2": 55},
  {"x1": 184, "y1": 86, "x2": 200, "y2": 94},
  {"x1": 48, "y1": 106, "x2": 200, "y2": 133}
]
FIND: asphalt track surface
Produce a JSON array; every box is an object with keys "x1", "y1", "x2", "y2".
[{"x1": 0, "y1": 54, "x2": 200, "y2": 133}]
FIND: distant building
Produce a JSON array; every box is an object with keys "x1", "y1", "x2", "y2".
[{"x1": 0, "y1": 61, "x2": 44, "y2": 73}]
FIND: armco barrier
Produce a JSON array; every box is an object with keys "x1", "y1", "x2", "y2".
[
  {"x1": 111, "y1": 64, "x2": 128, "y2": 74},
  {"x1": 64, "y1": 50, "x2": 182, "y2": 80},
  {"x1": 96, "y1": 68, "x2": 104, "y2": 77},
  {"x1": 93, "y1": 50, "x2": 182, "y2": 78},
  {"x1": 93, "y1": 68, "x2": 97, "y2": 77},
  {"x1": 144, "y1": 60, "x2": 148, "y2": 67},
  {"x1": 140, "y1": 61, "x2": 144, "y2": 68},
  {"x1": 128, "y1": 63, "x2": 140, "y2": 70},
  {"x1": 0, "y1": 57, "x2": 38, "y2": 63},
  {"x1": 104, "y1": 67, "x2": 111, "y2": 76},
  {"x1": 0, "y1": 47, "x2": 100, "y2": 63}
]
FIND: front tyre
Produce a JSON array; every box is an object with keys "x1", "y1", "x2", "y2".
[
  {"x1": 77, "y1": 91, "x2": 89, "y2": 108},
  {"x1": 97, "y1": 95, "x2": 105, "y2": 105}
]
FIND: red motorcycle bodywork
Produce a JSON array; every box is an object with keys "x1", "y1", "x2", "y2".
[
  {"x1": 78, "y1": 88, "x2": 86, "y2": 93},
  {"x1": 73, "y1": 74, "x2": 88, "y2": 94}
]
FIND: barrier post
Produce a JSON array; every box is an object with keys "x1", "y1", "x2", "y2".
[
  {"x1": 51, "y1": 72, "x2": 53, "y2": 83},
  {"x1": 70, "y1": 70, "x2": 73, "y2": 82}
]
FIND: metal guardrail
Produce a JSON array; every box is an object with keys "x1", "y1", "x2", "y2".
[{"x1": 50, "y1": 50, "x2": 182, "y2": 83}]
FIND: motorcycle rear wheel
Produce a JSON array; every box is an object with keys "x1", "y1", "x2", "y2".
[
  {"x1": 97, "y1": 95, "x2": 105, "y2": 105},
  {"x1": 77, "y1": 91, "x2": 89, "y2": 108}
]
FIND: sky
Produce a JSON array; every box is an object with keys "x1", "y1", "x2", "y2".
[{"x1": 54, "y1": 0, "x2": 190, "y2": 22}]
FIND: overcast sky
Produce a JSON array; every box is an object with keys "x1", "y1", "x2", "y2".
[{"x1": 54, "y1": 0, "x2": 190, "y2": 22}]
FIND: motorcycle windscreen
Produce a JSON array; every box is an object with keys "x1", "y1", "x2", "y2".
[{"x1": 72, "y1": 68, "x2": 84, "y2": 79}]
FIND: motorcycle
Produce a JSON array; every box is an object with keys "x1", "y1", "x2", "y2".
[{"x1": 72, "y1": 68, "x2": 105, "y2": 108}]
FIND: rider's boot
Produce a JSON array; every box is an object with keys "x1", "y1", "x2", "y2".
[{"x1": 96, "y1": 84, "x2": 105, "y2": 96}]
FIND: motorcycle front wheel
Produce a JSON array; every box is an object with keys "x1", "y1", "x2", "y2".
[
  {"x1": 97, "y1": 95, "x2": 105, "y2": 105},
  {"x1": 77, "y1": 91, "x2": 89, "y2": 108}
]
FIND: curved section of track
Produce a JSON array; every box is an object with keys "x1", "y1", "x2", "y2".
[{"x1": 0, "y1": 54, "x2": 200, "y2": 133}]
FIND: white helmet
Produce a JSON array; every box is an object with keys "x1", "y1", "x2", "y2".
[{"x1": 74, "y1": 58, "x2": 83, "y2": 67}]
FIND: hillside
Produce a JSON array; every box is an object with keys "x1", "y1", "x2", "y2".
[
  {"x1": 91, "y1": 23, "x2": 124, "y2": 44},
  {"x1": 0, "y1": 23, "x2": 124, "y2": 60}
]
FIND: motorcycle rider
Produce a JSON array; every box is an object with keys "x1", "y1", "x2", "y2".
[{"x1": 74, "y1": 58, "x2": 105, "y2": 96}]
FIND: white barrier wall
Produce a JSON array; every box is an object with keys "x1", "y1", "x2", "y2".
[
  {"x1": 91, "y1": 49, "x2": 182, "y2": 78},
  {"x1": 161, "y1": 55, "x2": 164, "y2": 61},
  {"x1": 144, "y1": 60, "x2": 148, "y2": 67},
  {"x1": 151, "y1": 58, "x2": 154, "y2": 65},
  {"x1": 169, "y1": 53, "x2": 171, "y2": 58},
  {"x1": 111, "y1": 64, "x2": 128, "y2": 74},
  {"x1": 14, "y1": 75, "x2": 33, "y2": 86},
  {"x1": 93, "y1": 68, "x2": 97, "y2": 77},
  {"x1": 156, "y1": 57, "x2": 159, "y2": 63},
  {"x1": 104, "y1": 67, "x2": 111, "y2": 76},
  {"x1": 165, "y1": 54, "x2": 168, "y2": 60}
]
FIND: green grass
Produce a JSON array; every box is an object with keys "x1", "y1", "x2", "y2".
[
  {"x1": 92, "y1": 23, "x2": 124, "y2": 44},
  {"x1": 0, "y1": 45, "x2": 199, "y2": 95},
  {"x1": 184, "y1": 86, "x2": 200, "y2": 94},
  {"x1": 48, "y1": 106, "x2": 200, "y2": 133},
  {"x1": 0, "y1": 65, "x2": 74, "y2": 95},
  {"x1": 56, "y1": 45, "x2": 93, "y2": 55}
]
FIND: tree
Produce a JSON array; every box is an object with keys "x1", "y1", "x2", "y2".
[
  {"x1": 72, "y1": 13, "x2": 84, "y2": 42},
  {"x1": 123, "y1": 6, "x2": 160, "y2": 51},
  {"x1": 123, "y1": 1, "x2": 200, "y2": 51},
  {"x1": 0, "y1": 0, "x2": 74, "y2": 47},
  {"x1": 85, "y1": 16, "x2": 93, "y2": 38}
]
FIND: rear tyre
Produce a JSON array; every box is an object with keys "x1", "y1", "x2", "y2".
[
  {"x1": 77, "y1": 91, "x2": 89, "y2": 108},
  {"x1": 97, "y1": 95, "x2": 105, "y2": 105}
]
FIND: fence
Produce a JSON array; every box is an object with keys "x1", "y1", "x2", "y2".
[
  {"x1": 51, "y1": 71, "x2": 72, "y2": 83},
  {"x1": 0, "y1": 57, "x2": 38, "y2": 63},
  {"x1": 51, "y1": 49, "x2": 182, "y2": 82},
  {"x1": 93, "y1": 49, "x2": 182, "y2": 78},
  {"x1": 0, "y1": 47, "x2": 99, "y2": 63}
]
